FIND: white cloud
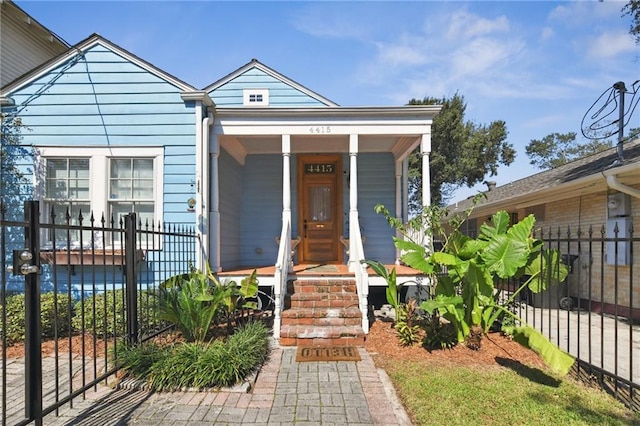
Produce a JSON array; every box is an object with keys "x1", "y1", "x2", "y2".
[
  {"x1": 290, "y1": 7, "x2": 370, "y2": 40},
  {"x1": 375, "y1": 36, "x2": 429, "y2": 67},
  {"x1": 450, "y1": 37, "x2": 524, "y2": 78},
  {"x1": 586, "y1": 31, "x2": 636, "y2": 59},
  {"x1": 446, "y1": 10, "x2": 510, "y2": 40},
  {"x1": 540, "y1": 27, "x2": 554, "y2": 41}
]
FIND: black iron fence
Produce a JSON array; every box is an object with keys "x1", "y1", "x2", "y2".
[
  {"x1": 1, "y1": 200, "x2": 198, "y2": 425},
  {"x1": 505, "y1": 224, "x2": 639, "y2": 412}
]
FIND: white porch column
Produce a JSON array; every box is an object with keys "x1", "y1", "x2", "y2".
[
  {"x1": 282, "y1": 135, "x2": 292, "y2": 271},
  {"x1": 394, "y1": 160, "x2": 403, "y2": 264},
  {"x1": 282, "y1": 135, "x2": 291, "y2": 223},
  {"x1": 210, "y1": 132, "x2": 221, "y2": 272},
  {"x1": 420, "y1": 133, "x2": 431, "y2": 248},
  {"x1": 402, "y1": 157, "x2": 409, "y2": 222},
  {"x1": 348, "y1": 134, "x2": 359, "y2": 270},
  {"x1": 421, "y1": 133, "x2": 431, "y2": 210}
]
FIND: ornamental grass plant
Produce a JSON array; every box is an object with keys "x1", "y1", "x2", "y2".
[{"x1": 114, "y1": 321, "x2": 270, "y2": 391}]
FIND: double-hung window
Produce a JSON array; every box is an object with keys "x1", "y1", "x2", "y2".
[
  {"x1": 109, "y1": 158, "x2": 155, "y2": 227},
  {"x1": 37, "y1": 147, "x2": 163, "y2": 249},
  {"x1": 44, "y1": 158, "x2": 92, "y2": 245}
]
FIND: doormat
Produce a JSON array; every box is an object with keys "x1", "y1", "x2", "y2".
[
  {"x1": 303, "y1": 264, "x2": 340, "y2": 273},
  {"x1": 295, "y1": 346, "x2": 361, "y2": 362}
]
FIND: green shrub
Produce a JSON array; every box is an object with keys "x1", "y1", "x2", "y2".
[
  {"x1": 422, "y1": 313, "x2": 458, "y2": 350},
  {"x1": 1, "y1": 292, "x2": 74, "y2": 345},
  {"x1": 115, "y1": 321, "x2": 270, "y2": 391},
  {"x1": 73, "y1": 289, "x2": 159, "y2": 338},
  {"x1": 158, "y1": 267, "x2": 258, "y2": 342},
  {"x1": 395, "y1": 299, "x2": 422, "y2": 347},
  {"x1": 114, "y1": 341, "x2": 169, "y2": 380},
  {"x1": 41, "y1": 292, "x2": 74, "y2": 339}
]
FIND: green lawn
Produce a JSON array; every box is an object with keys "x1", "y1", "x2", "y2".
[{"x1": 385, "y1": 361, "x2": 640, "y2": 425}]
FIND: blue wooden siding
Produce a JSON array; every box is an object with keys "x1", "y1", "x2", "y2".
[
  {"x1": 3, "y1": 42, "x2": 198, "y2": 294},
  {"x1": 6, "y1": 43, "x2": 197, "y2": 227},
  {"x1": 239, "y1": 154, "x2": 283, "y2": 266},
  {"x1": 354, "y1": 153, "x2": 396, "y2": 264},
  {"x1": 219, "y1": 149, "x2": 243, "y2": 269},
  {"x1": 208, "y1": 68, "x2": 326, "y2": 107}
]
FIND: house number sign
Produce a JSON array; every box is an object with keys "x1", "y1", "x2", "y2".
[
  {"x1": 309, "y1": 126, "x2": 331, "y2": 134},
  {"x1": 305, "y1": 163, "x2": 335, "y2": 174}
]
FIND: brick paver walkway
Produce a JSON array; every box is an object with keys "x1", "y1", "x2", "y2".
[{"x1": 34, "y1": 346, "x2": 411, "y2": 425}]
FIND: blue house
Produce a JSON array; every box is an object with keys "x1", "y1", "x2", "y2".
[{"x1": 1, "y1": 34, "x2": 440, "y2": 344}]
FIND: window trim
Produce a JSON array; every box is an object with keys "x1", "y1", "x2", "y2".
[{"x1": 35, "y1": 146, "x2": 164, "y2": 249}]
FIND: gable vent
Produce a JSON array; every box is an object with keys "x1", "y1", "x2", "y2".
[{"x1": 243, "y1": 88, "x2": 269, "y2": 106}]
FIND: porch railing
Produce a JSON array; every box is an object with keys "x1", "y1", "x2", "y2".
[
  {"x1": 273, "y1": 219, "x2": 291, "y2": 339},
  {"x1": 349, "y1": 215, "x2": 369, "y2": 333}
]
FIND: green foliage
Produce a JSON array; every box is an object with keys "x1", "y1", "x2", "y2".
[
  {"x1": 506, "y1": 326, "x2": 576, "y2": 378},
  {"x1": 374, "y1": 203, "x2": 575, "y2": 375},
  {"x1": 1, "y1": 292, "x2": 74, "y2": 345},
  {"x1": 216, "y1": 269, "x2": 259, "y2": 334},
  {"x1": 158, "y1": 271, "x2": 226, "y2": 342},
  {"x1": 422, "y1": 314, "x2": 458, "y2": 351},
  {"x1": 395, "y1": 299, "x2": 422, "y2": 347},
  {"x1": 113, "y1": 321, "x2": 270, "y2": 391},
  {"x1": 114, "y1": 341, "x2": 169, "y2": 380},
  {"x1": 41, "y1": 292, "x2": 74, "y2": 339},
  {"x1": 73, "y1": 289, "x2": 158, "y2": 338},
  {"x1": 158, "y1": 266, "x2": 259, "y2": 342},
  {"x1": 525, "y1": 132, "x2": 613, "y2": 170},
  {"x1": 363, "y1": 260, "x2": 402, "y2": 318},
  {"x1": 0, "y1": 113, "x2": 30, "y2": 202},
  {"x1": 623, "y1": 0, "x2": 640, "y2": 45},
  {"x1": 407, "y1": 94, "x2": 515, "y2": 208}
]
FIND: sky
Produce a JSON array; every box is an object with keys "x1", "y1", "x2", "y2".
[{"x1": 15, "y1": 0, "x2": 640, "y2": 203}]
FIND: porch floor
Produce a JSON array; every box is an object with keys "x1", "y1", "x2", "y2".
[{"x1": 217, "y1": 263, "x2": 422, "y2": 278}]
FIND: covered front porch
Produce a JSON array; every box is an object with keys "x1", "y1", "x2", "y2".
[{"x1": 186, "y1": 97, "x2": 440, "y2": 343}]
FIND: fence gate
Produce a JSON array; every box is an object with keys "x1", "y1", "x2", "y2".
[{"x1": 1, "y1": 200, "x2": 159, "y2": 425}]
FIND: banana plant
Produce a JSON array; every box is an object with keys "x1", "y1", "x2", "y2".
[
  {"x1": 209, "y1": 268, "x2": 259, "y2": 334},
  {"x1": 374, "y1": 205, "x2": 575, "y2": 376}
]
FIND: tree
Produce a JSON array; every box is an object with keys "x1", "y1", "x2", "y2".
[
  {"x1": 407, "y1": 94, "x2": 515, "y2": 210},
  {"x1": 526, "y1": 128, "x2": 640, "y2": 170},
  {"x1": 0, "y1": 113, "x2": 30, "y2": 212},
  {"x1": 623, "y1": 0, "x2": 640, "y2": 45},
  {"x1": 525, "y1": 132, "x2": 613, "y2": 170}
]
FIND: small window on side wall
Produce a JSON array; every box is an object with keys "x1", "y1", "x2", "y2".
[
  {"x1": 243, "y1": 89, "x2": 269, "y2": 106},
  {"x1": 525, "y1": 204, "x2": 546, "y2": 222}
]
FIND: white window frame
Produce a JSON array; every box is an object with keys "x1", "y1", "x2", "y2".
[
  {"x1": 35, "y1": 146, "x2": 164, "y2": 249},
  {"x1": 242, "y1": 88, "x2": 269, "y2": 106}
]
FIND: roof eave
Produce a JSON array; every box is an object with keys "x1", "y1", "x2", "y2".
[{"x1": 2, "y1": 33, "x2": 197, "y2": 95}]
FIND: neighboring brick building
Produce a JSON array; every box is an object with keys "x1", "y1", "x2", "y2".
[{"x1": 449, "y1": 139, "x2": 640, "y2": 319}]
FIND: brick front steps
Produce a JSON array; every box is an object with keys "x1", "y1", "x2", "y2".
[{"x1": 279, "y1": 278, "x2": 365, "y2": 347}]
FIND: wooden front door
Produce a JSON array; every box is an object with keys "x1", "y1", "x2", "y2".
[{"x1": 298, "y1": 155, "x2": 342, "y2": 263}]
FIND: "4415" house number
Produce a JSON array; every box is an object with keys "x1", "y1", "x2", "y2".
[
  {"x1": 309, "y1": 126, "x2": 331, "y2": 134},
  {"x1": 305, "y1": 163, "x2": 334, "y2": 174}
]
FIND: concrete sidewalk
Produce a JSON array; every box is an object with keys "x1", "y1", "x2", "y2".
[{"x1": 44, "y1": 345, "x2": 412, "y2": 425}]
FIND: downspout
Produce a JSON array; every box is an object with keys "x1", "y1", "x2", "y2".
[
  {"x1": 193, "y1": 101, "x2": 204, "y2": 270},
  {"x1": 602, "y1": 159, "x2": 640, "y2": 200},
  {"x1": 201, "y1": 112, "x2": 214, "y2": 268}
]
